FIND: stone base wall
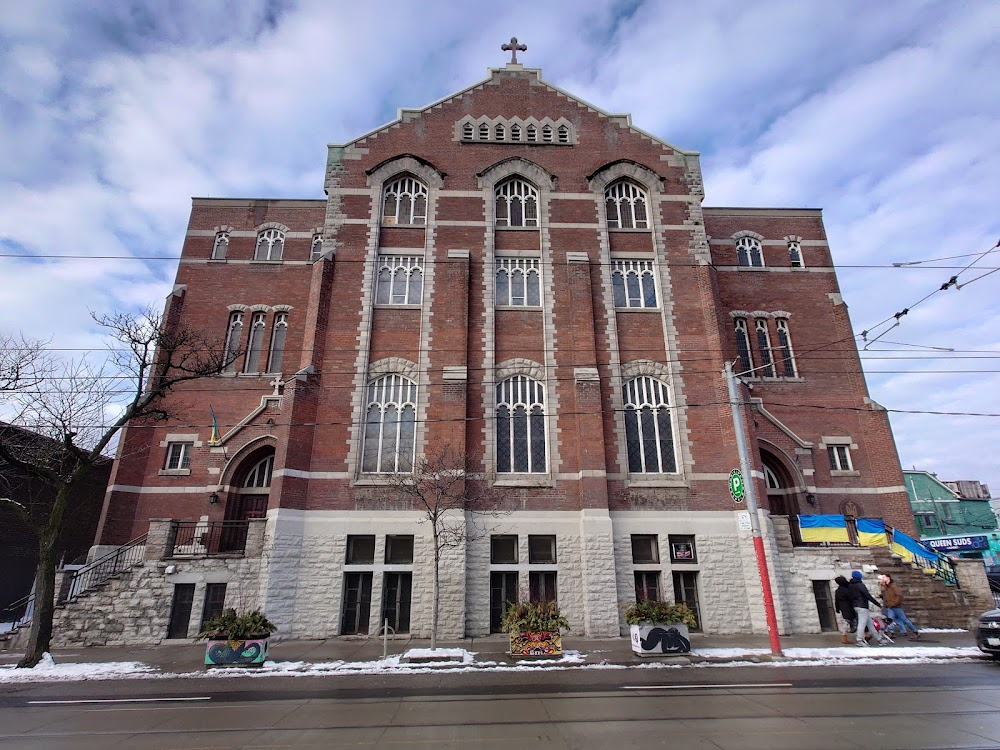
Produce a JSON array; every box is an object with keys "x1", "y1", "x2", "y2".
[{"x1": 53, "y1": 556, "x2": 261, "y2": 647}]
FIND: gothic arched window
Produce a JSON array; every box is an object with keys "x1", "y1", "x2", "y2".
[
  {"x1": 734, "y1": 317, "x2": 753, "y2": 375},
  {"x1": 254, "y1": 229, "x2": 284, "y2": 261},
  {"x1": 382, "y1": 175, "x2": 428, "y2": 226},
  {"x1": 361, "y1": 374, "x2": 417, "y2": 473},
  {"x1": 211, "y1": 232, "x2": 229, "y2": 260},
  {"x1": 495, "y1": 177, "x2": 539, "y2": 227},
  {"x1": 605, "y1": 180, "x2": 649, "y2": 230},
  {"x1": 623, "y1": 376, "x2": 676, "y2": 474},
  {"x1": 223, "y1": 311, "x2": 243, "y2": 372},
  {"x1": 496, "y1": 375, "x2": 546, "y2": 473},
  {"x1": 736, "y1": 236, "x2": 764, "y2": 267}
]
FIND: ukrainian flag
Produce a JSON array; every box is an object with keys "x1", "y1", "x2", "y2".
[
  {"x1": 857, "y1": 518, "x2": 889, "y2": 547},
  {"x1": 209, "y1": 405, "x2": 220, "y2": 445},
  {"x1": 798, "y1": 514, "x2": 850, "y2": 543},
  {"x1": 890, "y1": 528, "x2": 925, "y2": 564}
]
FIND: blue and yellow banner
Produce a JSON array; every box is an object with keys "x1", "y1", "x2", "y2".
[
  {"x1": 856, "y1": 518, "x2": 889, "y2": 547},
  {"x1": 890, "y1": 528, "x2": 926, "y2": 564},
  {"x1": 797, "y1": 514, "x2": 850, "y2": 543}
]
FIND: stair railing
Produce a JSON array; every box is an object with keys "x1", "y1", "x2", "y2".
[
  {"x1": 888, "y1": 527, "x2": 959, "y2": 587},
  {"x1": 60, "y1": 533, "x2": 149, "y2": 603},
  {"x1": 0, "y1": 593, "x2": 34, "y2": 633}
]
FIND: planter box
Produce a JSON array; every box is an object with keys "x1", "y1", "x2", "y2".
[
  {"x1": 630, "y1": 623, "x2": 691, "y2": 656},
  {"x1": 509, "y1": 630, "x2": 562, "y2": 657},
  {"x1": 204, "y1": 636, "x2": 269, "y2": 667}
]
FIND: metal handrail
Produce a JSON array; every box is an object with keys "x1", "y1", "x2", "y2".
[
  {"x1": 167, "y1": 520, "x2": 250, "y2": 557},
  {"x1": 1, "y1": 592, "x2": 34, "y2": 633},
  {"x1": 61, "y1": 533, "x2": 149, "y2": 603}
]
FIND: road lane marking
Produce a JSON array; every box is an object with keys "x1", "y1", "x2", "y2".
[
  {"x1": 28, "y1": 697, "x2": 212, "y2": 705},
  {"x1": 622, "y1": 683, "x2": 793, "y2": 690}
]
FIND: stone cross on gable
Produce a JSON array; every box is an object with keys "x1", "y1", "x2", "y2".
[
  {"x1": 269, "y1": 375, "x2": 283, "y2": 396},
  {"x1": 501, "y1": 37, "x2": 527, "y2": 65}
]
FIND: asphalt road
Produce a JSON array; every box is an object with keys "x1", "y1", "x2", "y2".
[{"x1": 3, "y1": 661, "x2": 1000, "y2": 749}]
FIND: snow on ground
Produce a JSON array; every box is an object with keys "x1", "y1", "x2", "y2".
[
  {"x1": 0, "y1": 645, "x2": 987, "y2": 683},
  {"x1": 0, "y1": 653, "x2": 158, "y2": 683}
]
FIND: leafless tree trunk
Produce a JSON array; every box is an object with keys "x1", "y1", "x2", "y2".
[
  {"x1": 0, "y1": 306, "x2": 238, "y2": 668},
  {"x1": 375, "y1": 447, "x2": 506, "y2": 650}
]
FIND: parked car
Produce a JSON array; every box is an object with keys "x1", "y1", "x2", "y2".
[{"x1": 976, "y1": 609, "x2": 1000, "y2": 658}]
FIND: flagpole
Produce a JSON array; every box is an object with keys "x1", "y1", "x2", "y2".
[{"x1": 724, "y1": 361, "x2": 783, "y2": 655}]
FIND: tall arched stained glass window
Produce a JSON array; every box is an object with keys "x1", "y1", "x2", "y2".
[
  {"x1": 361, "y1": 374, "x2": 417, "y2": 473},
  {"x1": 496, "y1": 375, "x2": 546, "y2": 473},
  {"x1": 622, "y1": 376, "x2": 676, "y2": 474}
]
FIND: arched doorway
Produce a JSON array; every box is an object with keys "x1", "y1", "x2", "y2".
[
  {"x1": 220, "y1": 448, "x2": 273, "y2": 552},
  {"x1": 760, "y1": 449, "x2": 800, "y2": 518}
]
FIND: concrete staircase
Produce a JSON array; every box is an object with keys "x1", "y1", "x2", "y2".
[{"x1": 867, "y1": 547, "x2": 982, "y2": 630}]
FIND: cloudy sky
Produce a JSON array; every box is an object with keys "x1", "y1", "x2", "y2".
[{"x1": 2, "y1": 0, "x2": 999, "y2": 494}]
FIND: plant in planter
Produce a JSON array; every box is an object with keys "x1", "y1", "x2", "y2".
[
  {"x1": 198, "y1": 608, "x2": 277, "y2": 667},
  {"x1": 500, "y1": 600, "x2": 571, "y2": 657},
  {"x1": 623, "y1": 600, "x2": 696, "y2": 656}
]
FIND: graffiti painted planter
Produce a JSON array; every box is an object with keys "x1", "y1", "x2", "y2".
[
  {"x1": 630, "y1": 623, "x2": 691, "y2": 656},
  {"x1": 204, "y1": 636, "x2": 269, "y2": 667},
  {"x1": 509, "y1": 630, "x2": 563, "y2": 658}
]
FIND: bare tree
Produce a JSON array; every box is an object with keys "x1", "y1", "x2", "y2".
[
  {"x1": 375, "y1": 447, "x2": 506, "y2": 649},
  {"x1": 0, "y1": 331, "x2": 51, "y2": 393},
  {"x1": 0, "y1": 306, "x2": 237, "y2": 668}
]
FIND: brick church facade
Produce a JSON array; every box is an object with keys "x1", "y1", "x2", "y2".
[{"x1": 86, "y1": 58, "x2": 916, "y2": 643}]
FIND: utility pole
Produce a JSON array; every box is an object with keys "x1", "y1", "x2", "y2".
[{"x1": 724, "y1": 361, "x2": 783, "y2": 655}]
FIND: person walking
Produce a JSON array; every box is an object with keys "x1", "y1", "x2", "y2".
[
  {"x1": 834, "y1": 575, "x2": 857, "y2": 644},
  {"x1": 849, "y1": 570, "x2": 891, "y2": 646},
  {"x1": 880, "y1": 573, "x2": 921, "y2": 639}
]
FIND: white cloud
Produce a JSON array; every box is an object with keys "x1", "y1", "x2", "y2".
[{"x1": 1, "y1": 0, "x2": 999, "y2": 490}]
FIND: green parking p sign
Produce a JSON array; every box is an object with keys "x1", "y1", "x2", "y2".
[{"x1": 729, "y1": 469, "x2": 745, "y2": 503}]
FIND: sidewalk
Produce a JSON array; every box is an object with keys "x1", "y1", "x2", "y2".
[{"x1": 0, "y1": 629, "x2": 985, "y2": 680}]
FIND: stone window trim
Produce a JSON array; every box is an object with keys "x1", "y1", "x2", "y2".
[
  {"x1": 820, "y1": 437, "x2": 859, "y2": 476},
  {"x1": 366, "y1": 155, "x2": 445, "y2": 191},
  {"x1": 477, "y1": 158, "x2": 556, "y2": 193},
  {"x1": 495, "y1": 357, "x2": 545, "y2": 383},
  {"x1": 455, "y1": 115, "x2": 577, "y2": 145},
  {"x1": 311, "y1": 232, "x2": 325, "y2": 262},
  {"x1": 586, "y1": 159, "x2": 664, "y2": 195},
  {"x1": 495, "y1": 256, "x2": 541, "y2": 307},
  {"x1": 368, "y1": 357, "x2": 419, "y2": 381}
]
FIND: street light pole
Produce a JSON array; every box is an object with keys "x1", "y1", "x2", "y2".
[{"x1": 724, "y1": 361, "x2": 783, "y2": 655}]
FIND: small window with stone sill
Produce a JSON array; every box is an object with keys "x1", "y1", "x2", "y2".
[
  {"x1": 669, "y1": 534, "x2": 697, "y2": 563},
  {"x1": 346, "y1": 535, "x2": 376, "y2": 565},
  {"x1": 736, "y1": 236, "x2": 764, "y2": 267},
  {"x1": 164, "y1": 441, "x2": 193, "y2": 471},
  {"x1": 631, "y1": 534, "x2": 659, "y2": 564},
  {"x1": 528, "y1": 535, "x2": 557, "y2": 564},
  {"x1": 612, "y1": 260, "x2": 657, "y2": 307},
  {"x1": 385, "y1": 535, "x2": 414, "y2": 564},
  {"x1": 211, "y1": 232, "x2": 229, "y2": 260},
  {"x1": 491, "y1": 535, "x2": 518, "y2": 564},
  {"x1": 828, "y1": 445, "x2": 853, "y2": 472}
]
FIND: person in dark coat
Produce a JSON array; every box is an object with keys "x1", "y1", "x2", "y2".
[
  {"x1": 850, "y1": 570, "x2": 890, "y2": 646},
  {"x1": 834, "y1": 576, "x2": 857, "y2": 644}
]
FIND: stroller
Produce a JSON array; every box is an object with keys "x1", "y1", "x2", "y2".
[{"x1": 872, "y1": 611, "x2": 895, "y2": 643}]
